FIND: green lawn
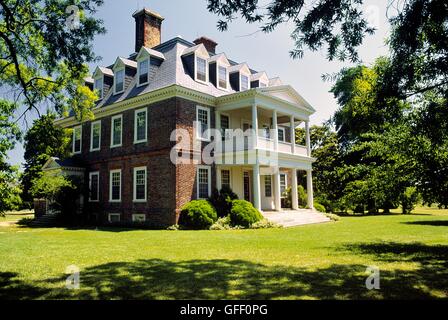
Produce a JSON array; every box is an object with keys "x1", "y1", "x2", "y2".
[{"x1": 0, "y1": 207, "x2": 447, "y2": 300}]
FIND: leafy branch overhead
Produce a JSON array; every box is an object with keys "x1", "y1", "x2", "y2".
[
  {"x1": 0, "y1": 0, "x2": 105, "y2": 120},
  {"x1": 206, "y1": 0, "x2": 375, "y2": 62}
]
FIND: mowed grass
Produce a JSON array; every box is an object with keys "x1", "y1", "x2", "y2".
[{"x1": 0, "y1": 207, "x2": 447, "y2": 300}]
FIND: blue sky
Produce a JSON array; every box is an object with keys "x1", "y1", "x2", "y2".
[{"x1": 6, "y1": 0, "x2": 390, "y2": 168}]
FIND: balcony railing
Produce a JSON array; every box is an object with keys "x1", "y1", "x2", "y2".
[{"x1": 218, "y1": 135, "x2": 309, "y2": 156}]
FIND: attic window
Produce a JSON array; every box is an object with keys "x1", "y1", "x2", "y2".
[
  {"x1": 241, "y1": 75, "x2": 249, "y2": 91},
  {"x1": 114, "y1": 69, "x2": 124, "y2": 94},
  {"x1": 218, "y1": 66, "x2": 227, "y2": 89},
  {"x1": 94, "y1": 77, "x2": 103, "y2": 100},
  {"x1": 196, "y1": 57, "x2": 207, "y2": 82},
  {"x1": 138, "y1": 59, "x2": 149, "y2": 86}
]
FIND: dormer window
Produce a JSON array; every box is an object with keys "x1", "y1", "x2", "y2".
[
  {"x1": 94, "y1": 77, "x2": 103, "y2": 100},
  {"x1": 138, "y1": 59, "x2": 149, "y2": 86},
  {"x1": 241, "y1": 74, "x2": 249, "y2": 91},
  {"x1": 218, "y1": 66, "x2": 227, "y2": 89},
  {"x1": 196, "y1": 57, "x2": 207, "y2": 82},
  {"x1": 114, "y1": 69, "x2": 124, "y2": 94}
]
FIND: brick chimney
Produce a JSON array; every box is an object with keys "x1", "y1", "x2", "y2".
[
  {"x1": 133, "y1": 8, "x2": 164, "y2": 52},
  {"x1": 193, "y1": 36, "x2": 218, "y2": 54}
]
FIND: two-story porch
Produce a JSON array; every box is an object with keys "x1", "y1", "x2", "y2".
[{"x1": 213, "y1": 85, "x2": 315, "y2": 212}]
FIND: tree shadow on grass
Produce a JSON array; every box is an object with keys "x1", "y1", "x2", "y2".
[
  {"x1": 0, "y1": 272, "x2": 50, "y2": 299},
  {"x1": 402, "y1": 220, "x2": 448, "y2": 227}
]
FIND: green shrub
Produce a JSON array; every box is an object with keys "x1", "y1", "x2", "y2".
[
  {"x1": 314, "y1": 202, "x2": 326, "y2": 213},
  {"x1": 400, "y1": 186, "x2": 420, "y2": 214},
  {"x1": 250, "y1": 219, "x2": 281, "y2": 229},
  {"x1": 325, "y1": 213, "x2": 340, "y2": 221},
  {"x1": 208, "y1": 186, "x2": 238, "y2": 218},
  {"x1": 166, "y1": 224, "x2": 180, "y2": 231},
  {"x1": 210, "y1": 216, "x2": 232, "y2": 230},
  {"x1": 178, "y1": 200, "x2": 217, "y2": 230},
  {"x1": 284, "y1": 185, "x2": 308, "y2": 209},
  {"x1": 229, "y1": 200, "x2": 263, "y2": 228}
]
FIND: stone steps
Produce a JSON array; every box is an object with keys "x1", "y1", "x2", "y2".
[{"x1": 262, "y1": 209, "x2": 331, "y2": 227}]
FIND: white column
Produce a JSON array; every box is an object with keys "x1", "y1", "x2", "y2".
[
  {"x1": 291, "y1": 168, "x2": 298, "y2": 210},
  {"x1": 290, "y1": 115, "x2": 296, "y2": 154},
  {"x1": 307, "y1": 169, "x2": 314, "y2": 209},
  {"x1": 252, "y1": 104, "x2": 258, "y2": 149},
  {"x1": 253, "y1": 164, "x2": 261, "y2": 210},
  {"x1": 274, "y1": 169, "x2": 281, "y2": 211},
  {"x1": 305, "y1": 120, "x2": 311, "y2": 157},
  {"x1": 272, "y1": 110, "x2": 278, "y2": 151}
]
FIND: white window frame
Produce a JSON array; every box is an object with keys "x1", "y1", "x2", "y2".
[
  {"x1": 109, "y1": 169, "x2": 122, "y2": 203},
  {"x1": 280, "y1": 173, "x2": 287, "y2": 196},
  {"x1": 114, "y1": 68, "x2": 125, "y2": 94},
  {"x1": 134, "y1": 108, "x2": 147, "y2": 144},
  {"x1": 240, "y1": 73, "x2": 250, "y2": 91},
  {"x1": 94, "y1": 76, "x2": 104, "y2": 100},
  {"x1": 197, "y1": 165, "x2": 211, "y2": 199},
  {"x1": 110, "y1": 114, "x2": 123, "y2": 148},
  {"x1": 108, "y1": 213, "x2": 121, "y2": 223},
  {"x1": 72, "y1": 125, "x2": 82, "y2": 154},
  {"x1": 265, "y1": 175, "x2": 272, "y2": 197},
  {"x1": 278, "y1": 127, "x2": 286, "y2": 142},
  {"x1": 90, "y1": 120, "x2": 101, "y2": 152},
  {"x1": 137, "y1": 58, "x2": 150, "y2": 87},
  {"x1": 133, "y1": 166, "x2": 147, "y2": 202},
  {"x1": 88, "y1": 171, "x2": 100, "y2": 202},
  {"x1": 217, "y1": 64, "x2": 229, "y2": 90},
  {"x1": 220, "y1": 169, "x2": 231, "y2": 190},
  {"x1": 196, "y1": 105, "x2": 211, "y2": 141},
  {"x1": 194, "y1": 55, "x2": 208, "y2": 84},
  {"x1": 132, "y1": 214, "x2": 146, "y2": 222},
  {"x1": 220, "y1": 113, "x2": 231, "y2": 139}
]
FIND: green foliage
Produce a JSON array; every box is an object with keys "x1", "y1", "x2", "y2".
[
  {"x1": 400, "y1": 187, "x2": 420, "y2": 214},
  {"x1": 229, "y1": 200, "x2": 263, "y2": 228},
  {"x1": 0, "y1": 164, "x2": 22, "y2": 215},
  {"x1": 0, "y1": 0, "x2": 105, "y2": 120},
  {"x1": 314, "y1": 202, "x2": 326, "y2": 213},
  {"x1": 283, "y1": 185, "x2": 308, "y2": 209},
  {"x1": 178, "y1": 200, "x2": 218, "y2": 230},
  {"x1": 208, "y1": 186, "x2": 238, "y2": 218},
  {"x1": 250, "y1": 219, "x2": 280, "y2": 229},
  {"x1": 325, "y1": 213, "x2": 341, "y2": 221},
  {"x1": 210, "y1": 216, "x2": 233, "y2": 230},
  {"x1": 21, "y1": 113, "x2": 71, "y2": 207},
  {"x1": 30, "y1": 170, "x2": 73, "y2": 200},
  {"x1": 206, "y1": 0, "x2": 374, "y2": 62}
]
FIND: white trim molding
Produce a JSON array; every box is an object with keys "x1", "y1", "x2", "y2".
[
  {"x1": 133, "y1": 166, "x2": 147, "y2": 202},
  {"x1": 197, "y1": 165, "x2": 211, "y2": 199},
  {"x1": 196, "y1": 105, "x2": 211, "y2": 141},
  {"x1": 109, "y1": 169, "x2": 122, "y2": 203},
  {"x1": 134, "y1": 107, "x2": 148, "y2": 144},
  {"x1": 110, "y1": 114, "x2": 123, "y2": 148},
  {"x1": 90, "y1": 120, "x2": 101, "y2": 152}
]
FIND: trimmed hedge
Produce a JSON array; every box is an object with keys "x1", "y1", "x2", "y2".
[
  {"x1": 178, "y1": 200, "x2": 217, "y2": 230},
  {"x1": 229, "y1": 200, "x2": 263, "y2": 227}
]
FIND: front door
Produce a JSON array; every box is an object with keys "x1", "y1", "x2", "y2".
[{"x1": 243, "y1": 171, "x2": 251, "y2": 202}]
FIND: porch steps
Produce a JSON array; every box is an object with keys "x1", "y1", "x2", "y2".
[
  {"x1": 29, "y1": 214, "x2": 58, "y2": 227},
  {"x1": 262, "y1": 209, "x2": 331, "y2": 227}
]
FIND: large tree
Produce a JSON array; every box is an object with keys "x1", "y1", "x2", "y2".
[
  {"x1": 21, "y1": 113, "x2": 71, "y2": 207},
  {"x1": 0, "y1": 0, "x2": 104, "y2": 121}
]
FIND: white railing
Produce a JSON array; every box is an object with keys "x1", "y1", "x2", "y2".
[{"x1": 218, "y1": 135, "x2": 309, "y2": 157}]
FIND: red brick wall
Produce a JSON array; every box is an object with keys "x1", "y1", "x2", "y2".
[{"x1": 72, "y1": 97, "x2": 216, "y2": 227}]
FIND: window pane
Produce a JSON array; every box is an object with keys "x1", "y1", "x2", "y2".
[
  {"x1": 112, "y1": 117, "x2": 122, "y2": 146},
  {"x1": 241, "y1": 75, "x2": 249, "y2": 91},
  {"x1": 198, "y1": 108, "x2": 208, "y2": 137},
  {"x1": 265, "y1": 176, "x2": 272, "y2": 197},
  {"x1": 280, "y1": 174, "x2": 286, "y2": 194},
  {"x1": 136, "y1": 111, "x2": 146, "y2": 141},
  {"x1": 218, "y1": 66, "x2": 227, "y2": 88},
  {"x1": 111, "y1": 171, "x2": 121, "y2": 200},
  {"x1": 139, "y1": 60, "x2": 149, "y2": 84},
  {"x1": 90, "y1": 174, "x2": 99, "y2": 201},
  {"x1": 135, "y1": 169, "x2": 146, "y2": 200},
  {"x1": 73, "y1": 127, "x2": 81, "y2": 152},
  {"x1": 196, "y1": 57, "x2": 206, "y2": 82},
  {"x1": 94, "y1": 78, "x2": 103, "y2": 98},
  {"x1": 221, "y1": 170, "x2": 230, "y2": 189},
  {"x1": 115, "y1": 69, "x2": 124, "y2": 92},
  {"x1": 198, "y1": 168, "x2": 209, "y2": 198},
  {"x1": 92, "y1": 122, "x2": 100, "y2": 149},
  {"x1": 278, "y1": 129, "x2": 285, "y2": 142}
]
